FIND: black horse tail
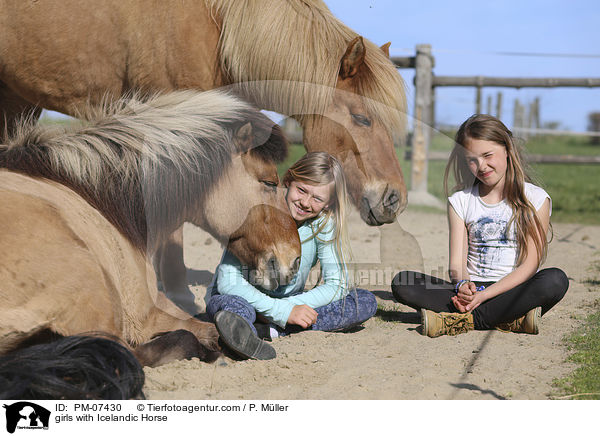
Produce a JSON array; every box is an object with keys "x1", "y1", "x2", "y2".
[{"x1": 0, "y1": 335, "x2": 145, "y2": 400}]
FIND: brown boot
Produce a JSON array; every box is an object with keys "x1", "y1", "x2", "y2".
[
  {"x1": 496, "y1": 307, "x2": 541, "y2": 334},
  {"x1": 421, "y1": 309, "x2": 474, "y2": 337}
]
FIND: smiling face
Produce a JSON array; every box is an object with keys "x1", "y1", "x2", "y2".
[
  {"x1": 463, "y1": 138, "x2": 508, "y2": 191},
  {"x1": 285, "y1": 180, "x2": 334, "y2": 224}
]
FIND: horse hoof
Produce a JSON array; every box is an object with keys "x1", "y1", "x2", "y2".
[{"x1": 197, "y1": 323, "x2": 221, "y2": 352}]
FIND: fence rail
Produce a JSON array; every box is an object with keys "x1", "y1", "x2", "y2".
[
  {"x1": 512, "y1": 127, "x2": 600, "y2": 137},
  {"x1": 432, "y1": 76, "x2": 600, "y2": 88}
]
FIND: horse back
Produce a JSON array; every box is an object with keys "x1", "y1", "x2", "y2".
[
  {"x1": 0, "y1": 0, "x2": 224, "y2": 114},
  {"x1": 0, "y1": 171, "x2": 158, "y2": 351}
]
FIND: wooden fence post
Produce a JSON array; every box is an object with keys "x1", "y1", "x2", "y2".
[
  {"x1": 513, "y1": 99, "x2": 526, "y2": 138},
  {"x1": 475, "y1": 86, "x2": 482, "y2": 114},
  {"x1": 496, "y1": 92, "x2": 503, "y2": 119},
  {"x1": 431, "y1": 87, "x2": 437, "y2": 132},
  {"x1": 411, "y1": 44, "x2": 434, "y2": 194},
  {"x1": 589, "y1": 112, "x2": 600, "y2": 144},
  {"x1": 531, "y1": 97, "x2": 540, "y2": 134}
]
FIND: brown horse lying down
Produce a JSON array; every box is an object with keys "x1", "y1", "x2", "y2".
[{"x1": 0, "y1": 90, "x2": 301, "y2": 399}]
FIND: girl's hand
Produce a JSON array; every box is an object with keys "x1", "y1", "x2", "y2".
[
  {"x1": 287, "y1": 305, "x2": 318, "y2": 328},
  {"x1": 465, "y1": 291, "x2": 488, "y2": 312},
  {"x1": 456, "y1": 281, "x2": 477, "y2": 305},
  {"x1": 451, "y1": 295, "x2": 469, "y2": 312}
]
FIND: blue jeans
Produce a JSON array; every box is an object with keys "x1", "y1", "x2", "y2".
[{"x1": 206, "y1": 288, "x2": 377, "y2": 335}]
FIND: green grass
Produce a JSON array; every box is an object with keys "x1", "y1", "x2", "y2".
[
  {"x1": 524, "y1": 135, "x2": 600, "y2": 156},
  {"x1": 38, "y1": 115, "x2": 76, "y2": 127},
  {"x1": 277, "y1": 143, "x2": 307, "y2": 177},
  {"x1": 530, "y1": 164, "x2": 600, "y2": 224},
  {"x1": 554, "y1": 260, "x2": 600, "y2": 399},
  {"x1": 555, "y1": 309, "x2": 600, "y2": 399},
  {"x1": 521, "y1": 136, "x2": 600, "y2": 224},
  {"x1": 430, "y1": 130, "x2": 455, "y2": 151}
]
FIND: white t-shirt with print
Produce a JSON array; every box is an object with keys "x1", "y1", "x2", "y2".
[{"x1": 448, "y1": 182, "x2": 551, "y2": 282}]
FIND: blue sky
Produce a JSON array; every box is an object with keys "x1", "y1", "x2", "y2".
[{"x1": 324, "y1": 0, "x2": 600, "y2": 131}]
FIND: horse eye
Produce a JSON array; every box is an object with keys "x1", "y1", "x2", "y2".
[
  {"x1": 351, "y1": 113, "x2": 371, "y2": 127},
  {"x1": 260, "y1": 180, "x2": 278, "y2": 191}
]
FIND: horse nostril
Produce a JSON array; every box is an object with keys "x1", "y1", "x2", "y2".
[
  {"x1": 267, "y1": 256, "x2": 279, "y2": 276},
  {"x1": 361, "y1": 196, "x2": 371, "y2": 212},
  {"x1": 265, "y1": 256, "x2": 281, "y2": 287},
  {"x1": 384, "y1": 190, "x2": 400, "y2": 212}
]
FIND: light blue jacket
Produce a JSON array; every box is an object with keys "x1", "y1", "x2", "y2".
[{"x1": 210, "y1": 215, "x2": 348, "y2": 327}]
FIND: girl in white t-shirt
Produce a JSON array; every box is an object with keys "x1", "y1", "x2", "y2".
[{"x1": 391, "y1": 114, "x2": 568, "y2": 337}]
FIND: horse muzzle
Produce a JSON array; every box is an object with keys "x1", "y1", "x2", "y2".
[
  {"x1": 254, "y1": 254, "x2": 301, "y2": 291},
  {"x1": 359, "y1": 186, "x2": 407, "y2": 226}
]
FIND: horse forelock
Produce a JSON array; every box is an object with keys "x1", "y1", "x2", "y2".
[
  {"x1": 207, "y1": 0, "x2": 406, "y2": 139},
  {"x1": 0, "y1": 90, "x2": 264, "y2": 251}
]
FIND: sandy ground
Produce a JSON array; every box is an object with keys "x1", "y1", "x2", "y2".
[{"x1": 143, "y1": 206, "x2": 600, "y2": 400}]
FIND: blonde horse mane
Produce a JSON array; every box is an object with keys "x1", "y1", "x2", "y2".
[
  {"x1": 0, "y1": 90, "x2": 282, "y2": 251},
  {"x1": 207, "y1": 0, "x2": 406, "y2": 140}
]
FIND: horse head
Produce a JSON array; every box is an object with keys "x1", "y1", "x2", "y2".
[
  {"x1": 191, "y1": 116, "x2": 301, "y2": 291},
  {"x1": 301, "y1": 37, "x2": 408, "y2": 225}
]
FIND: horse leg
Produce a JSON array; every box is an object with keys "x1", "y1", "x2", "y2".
[
  {"x1": 153, "y1": 226, "x2": 198, "y2": 314},
  {"x1": 143, "y1": 291, "x2": 220, "y2": 354},
  {"x1": 133, "y1": 330, "x2": 220, "y2": 368},
  {"x1": 0, "y1": 82, "x2": 41, "y2": 137}
]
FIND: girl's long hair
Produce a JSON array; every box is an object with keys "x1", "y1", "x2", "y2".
[
  {"x1": 444, "y1": 114, "x2": 549, "y2": 267},
  {"x1": 283, "y1": 152, "x2": 353, "y2": 290}
]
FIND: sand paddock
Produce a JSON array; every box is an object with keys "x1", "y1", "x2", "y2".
[{"x1": 144, "y1": 208, "x2": 599, "y2": 400}]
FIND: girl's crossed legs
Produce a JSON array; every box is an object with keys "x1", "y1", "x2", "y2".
[
  {"x1": 207, "y1": 288, "x2": 378, "y2": 336},
  {"x1": 391, "y1": 268, "x2": 568, "y2": 330}
]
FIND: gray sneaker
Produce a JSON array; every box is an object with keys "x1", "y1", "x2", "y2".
[{"x1": 214, "y1": 311, "x2": 276, "y2": 360}]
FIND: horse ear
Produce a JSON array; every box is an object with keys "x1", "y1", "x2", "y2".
[
  {"x1": 340, "y1": 36, "x2": 366, "y2": 79},
  {"x1": 234, "y1": 122, "x2": 254, "y2": 151},
  {"x1": 380, "y1": 42, "x2": 391, "y2": 58}
]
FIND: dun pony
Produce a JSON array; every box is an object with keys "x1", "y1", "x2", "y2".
[{"x1": 0, "y1": 90, "x2": 300, "y2": 399}]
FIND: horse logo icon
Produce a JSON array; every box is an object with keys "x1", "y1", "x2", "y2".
[{"x1": 3, "y1": 402, "x2": 50, "y2": 433}]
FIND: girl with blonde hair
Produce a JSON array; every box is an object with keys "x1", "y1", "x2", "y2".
[
  {"x1": 391, "y1": 114, "x2": 568, "y2": 337},
  {"x1": 208, "y1": 152, "x2": 376, "y2": 359}
]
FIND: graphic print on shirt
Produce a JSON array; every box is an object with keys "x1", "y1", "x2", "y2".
[{"x1": 469, "y1": 213, "x2": 512, "y2": 276}]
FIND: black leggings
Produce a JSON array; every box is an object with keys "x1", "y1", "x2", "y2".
[{"x1": 390, "y1": 268, "x2": 569, "y2": 330}]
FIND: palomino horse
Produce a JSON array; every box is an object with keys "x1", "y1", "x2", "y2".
[
  {"x1": 0, "y1": 0, "x2": 407, "y2": 295},
  {"x1": 0, "y1": 90, "x2": 301, "y2": 398}
]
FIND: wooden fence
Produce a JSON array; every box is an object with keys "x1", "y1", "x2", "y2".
[{"x1": 391, "y1": 44, "x2": 600, "y2": 204}]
